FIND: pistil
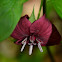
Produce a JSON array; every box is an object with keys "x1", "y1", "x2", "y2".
[{"x1": 29, "y1": 36, "x2": 35, "y2": 55}]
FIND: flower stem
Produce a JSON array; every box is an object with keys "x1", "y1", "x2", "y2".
[
  {"x1": 43, "y1": 0, "x2": 55, "y2": 62},
  {"x1": 43, "y1": 0, "x2": 46, "y2": 15},
  {"x1": 46, "y1": 46, "x2": 55, "y2": 62}
]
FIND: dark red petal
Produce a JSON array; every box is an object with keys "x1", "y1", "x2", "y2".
[
  {"x1": 46, "y1": 24, "x2": 61, "y2": 46},
  {"x1": 15, "y1": 37, "x2": 28, "y2": 45},
  {"x1": 15, "y1": 38, "x2": 23, "y2": 45},
  {"x1": 11, "y1": 15, "x2": 31, "y2": 40},
  {"x1": 30, "y1": 15, "x2": 52, "y2": 45}
]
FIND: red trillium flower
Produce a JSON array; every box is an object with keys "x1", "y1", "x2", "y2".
[{"x1": 11, "y1": 15, "x2": 61, "y2": 55}]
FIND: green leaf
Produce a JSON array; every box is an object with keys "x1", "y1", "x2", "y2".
[
  {"x1": 46, "y1": 0, "x2": 53, "y2": 16},
  {"x1": 20, "y1": 0, "x2": 28, "y2": 4},
  {"x1": 52, "y1": 0, "x2": 62, "y2": 18},
  {"x1": 0, "y1": 0, "x2": 28, "y2": 42},
  {"x1": 29, "y1": 8, "x2": 36, "y2": 23},
  {"x1": 37, "y1": 0, "x2": 43, "y2": 20}
]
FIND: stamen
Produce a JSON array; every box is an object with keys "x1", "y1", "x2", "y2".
[
  {"x1": 21, "y1": 38, "x2": 27, "y2": 52},
  {"x1": 22, "y1": 38, "x2": 27, "y2": 44},
  {"x1": 21, "y1": 41, "x2": 26, "y2": 52},
  {"x1": 30, "y1": 36, "x2": 33, "y2": 43},
  {"x1": 28, "y1": 36, "x2": 34, "y2": 55},
  {"x1": 38, "y1": 43, "x2": 43, "y2": 52},
  {"x1": 36, "y1": 39, "x2": 43, "y2": 52},
  {"x1": 29, "y1": 45, "x2": 33, "y2": 55}
]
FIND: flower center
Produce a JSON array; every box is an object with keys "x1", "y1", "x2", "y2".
[
  {"x1": 28, "y1": 36, "x2": 36, "y2": 55},
  {"x1": 20, "y1": 35, "x2": 43, "y2": 55},
  {"x1": 28, "y1": 36, "x2": 36, "y2": 45}
]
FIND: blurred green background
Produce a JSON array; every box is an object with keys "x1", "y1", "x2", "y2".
[{"x1": 0, "y1": 0, "x2": 62, "y2": 62}]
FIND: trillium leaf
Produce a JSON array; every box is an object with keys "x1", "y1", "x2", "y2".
[
  {"x1": 0, "y1": 0, "x2": 28, "y2": 42},
  {"x1": 20, "y1": 0, "x2": 28, "y2": 4},
  {"x1": 46, "y1": 0, "x2": 53, "y2": 16},
  {"x1": 29, "y1": 8, "x2": 36, "y2": 23},
  {"x1": 52, "y1": 0, "x2": 62, "y2": 18},
  {"x1": 37, "y1": 0, "x2": 43, "y2": 20}
]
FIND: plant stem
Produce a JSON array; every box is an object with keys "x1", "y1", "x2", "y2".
[
  {"x1": 43, "y1": 0, "x2": 55, "y2": 62},
  {"x1": 43, "y1": 0, "x2": 46, "y2": 15},
  {"x1": 46, "y1": 46, "x2": 55, "y2": 62}
]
